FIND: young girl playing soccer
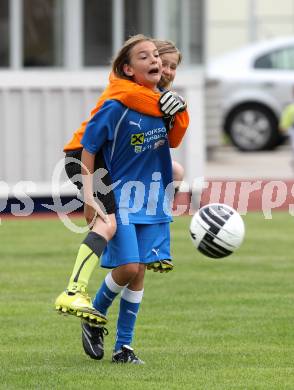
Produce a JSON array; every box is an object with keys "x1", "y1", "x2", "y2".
[
  {"x1": 80, "y1": 38, "x2": 188, "y2": 364},
  {"x1": 79, "y1": 34, "x2": 176, "y2": 363},
  {"x1": 55, "y1": 38, "x2": 189, "y2": 327}
]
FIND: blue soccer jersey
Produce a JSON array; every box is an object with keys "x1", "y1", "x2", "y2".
[{"x1": 81, "y1": 99, "x2": 173, "y2": 224}]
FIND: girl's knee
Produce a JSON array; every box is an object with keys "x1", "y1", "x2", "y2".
[
  {"x1": 92, "y1": 214, "x2": 117, "y2": 241},
  {"x1": 124, "y1": 263, "x2": 140, "y2": 278},
  {"x1": 106, "y1": 217, "x2": 117, "y2": 240},
  {"x1": 137, "y1": 263, "x2": 146, "y2": 278},
  {"x1": 112, "y1": 263, "x2": 140, "y2": 286},
  {"x1": 128, "y1": 264, "x2": 145, "y2": 290}
]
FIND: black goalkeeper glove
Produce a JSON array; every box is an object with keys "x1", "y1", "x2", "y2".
[{"x1": 159, "y1": 91, "x2": 187, "y2": 116}]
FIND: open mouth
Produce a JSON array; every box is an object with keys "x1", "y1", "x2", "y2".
[{"x1": 148, "y1": 67, "x2": 159, "y2": 74}]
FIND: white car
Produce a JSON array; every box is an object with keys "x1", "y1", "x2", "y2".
[{"x1": 207, "y1": 36, "x2": 294, "y2": 151}]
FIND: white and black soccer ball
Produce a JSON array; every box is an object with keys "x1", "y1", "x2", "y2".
[{"x1": 189, "y1": 203, "x2": 245, "y2": 259}]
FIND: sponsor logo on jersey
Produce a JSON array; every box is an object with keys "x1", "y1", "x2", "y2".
[
  {"x1": 134, "y1": 145, "x2": 142, "y2": 153},
  {"x1": 131, "y1": 133, "x2": 145, "y2": 145},
  {"x1": 129, "y1": 118, "x2": 142, "y2": 130}
]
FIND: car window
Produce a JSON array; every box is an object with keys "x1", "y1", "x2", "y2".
[{"x1": 254, "y1": 46, "x2": 294, "y2": 70}]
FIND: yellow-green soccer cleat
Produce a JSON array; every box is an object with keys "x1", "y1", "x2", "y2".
[
  {"x1": 146, "y1": 260, "x2": 173, "y2": 273},
  {"x1": 55, "y1": 291, "x2": 107, "y2": 326}
]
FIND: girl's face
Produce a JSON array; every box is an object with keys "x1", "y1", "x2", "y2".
[
  {"x1": 123, "y1": 41, "x2": 162, "y2": 90},
  {"x1": 160, "y1": 52, "x2": 179, "y2": 88}
]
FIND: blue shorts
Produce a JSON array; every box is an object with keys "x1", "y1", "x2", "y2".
[{"x1": 101, "y1": 222, "x2": 171, "y2": 269}]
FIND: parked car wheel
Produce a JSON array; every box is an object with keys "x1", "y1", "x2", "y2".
[{"x1": 225, "y1": 104, "x2": 280, "y2": 151}]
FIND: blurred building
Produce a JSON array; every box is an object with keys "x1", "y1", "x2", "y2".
[
  {"x1": 0, "y1": 0, "x2": 203, "y2": 69},
  {"x1": 1, "y1": 0, "x2": 294, "y2": 70},
  {"x1": 0, "y1": 0, "x2": 212, "y2": 195},
  {"x1": 207, "y1": 0, "x2": 294, "y2": 60}
]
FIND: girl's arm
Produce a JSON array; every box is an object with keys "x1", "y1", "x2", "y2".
[
  {"x1": 168, "y1": 110, "x2": 190, "y2": 148},
  {"x1": 106, "y1": 78, "x2": 190, "y2": 147},
  {"x1": 109, "y1": 82, "x2": 189, "y2": 147},
  {"x1": 64, "y1": 76, "x2": 189, "y2": 152}
]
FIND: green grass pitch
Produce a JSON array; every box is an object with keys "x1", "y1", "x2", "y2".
[{"x1": 1, "y1": 212, "x2": 294, "y2": 389}]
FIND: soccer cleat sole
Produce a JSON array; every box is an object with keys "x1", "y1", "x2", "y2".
[
  {"x1": 146, "y1": 260, "x2": 173, "y2": 273},
  {"x1": 55, "y1": 305, "x2": 107, "y2": 325}
]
